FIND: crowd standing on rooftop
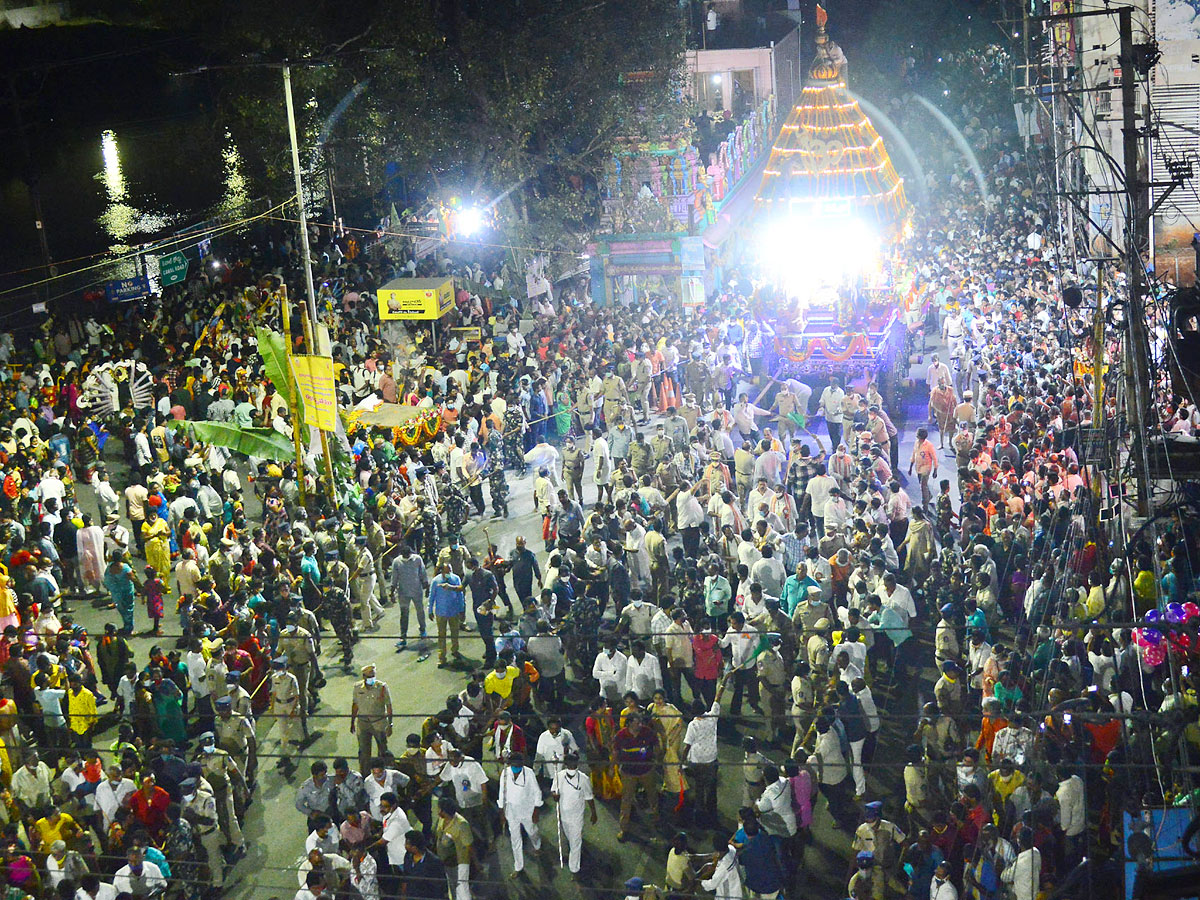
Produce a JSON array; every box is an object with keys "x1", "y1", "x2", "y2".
[{"x1": 0, "y1": 38, "x2": 1194, "y2": 900}]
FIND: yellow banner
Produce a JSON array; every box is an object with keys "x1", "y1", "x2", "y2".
[
  {"x1": 377, "y1": 277, "x2": 455, "y2": 320},
  {"x1": 290, "y1": 355, "x2": 338, "y2": 431}
]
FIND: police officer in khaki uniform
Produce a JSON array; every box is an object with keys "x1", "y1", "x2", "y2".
[
  {"x1": 602, "y1": 368, "x2": 627, "y2": 428},
  {"x1": 196, "y1": 731, "x2": 247, "y2": 857},
  {"x1": 560, "y1": 437, "x2": 586, "y2": 506},
  {"x1": 215, "y1": 695, "x2": 258, "y2": 788},
  {"x1": 224, "y1": 670, "x2": 253, "y2": 719},
  {"x1": 278, "y1": 616, "x2": 319, "y2": 726},
  {"x1": 269, "y1": 657, "x2": 302, "y2": 755},
  {"x1": 649, "y1": 424, "x2": 673, "y2": 465},
  {"x1": 350, "y1": 664, "x2": 393, "y2": 775},
  {"x1": 629, "y1": 432, "x2": 654, "y2": 479},
  {"x1": 180, "y1": 777, "x2": 226, "y2": 884}
]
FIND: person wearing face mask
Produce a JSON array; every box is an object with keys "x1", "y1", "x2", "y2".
[
  {"x1": 112, "y1": 845, "x2": 167, "y2": 898},
  {"x1": 196, "y1": 730, "x2": 247, "y2": 860},
  {"x1": 94, "y1": 764, "x2": 136, "y2": 832},
  {"x1": 351, "y1": 664, "x2": 394, "y2": 776},
  {"x1": 550, "y1": 750, "x2": 596, "y2": 876},
  {"x1": 278, "y1": 614, "x2": 319, "y2": 729},
  {"x1": 497, "y1": 752, "x2": 543, "y2": 877},
  {"x1": 269, "y1": 657, "x2": 303, "y2": 757},
  {"x1": 929, "y1": 859, "x2": 957, "y2": 900},
  {"x1": 179, "y1": 776, "x2": 223, "y2": 890}
]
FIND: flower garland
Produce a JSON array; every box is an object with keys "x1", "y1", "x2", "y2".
[
  {"x1": 392, "y1": 410, "x2": 443, "y2": 447},
  {"x1": 773, "y1": 332, "x2": 872, "y2": 364}
]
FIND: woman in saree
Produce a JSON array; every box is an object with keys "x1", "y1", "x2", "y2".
[
  {"x1": 929, "y1": 377, "x2": 957, "y2": 448},
  {"x1": 237, "y1": 620, "x2": 271, "y2": 714},
  {"x1": 554, "y1": 382, "x2": 573, "y2": 438},
  {"x1": 141, "y1": 506, "x2": 171, "y2": 580},
  {"x1": 584, "y1": 696, "x2": 621, "y2": 800},
  {"x1": 650, "y1": 688, "x2": 688, "y2": 811},
  {"x1": 150, "y1": 666, "x2": 187, "y2": 745}
]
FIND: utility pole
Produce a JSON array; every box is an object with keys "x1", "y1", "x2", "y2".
[
  {"x1": 283, "y1": 64, "x2": 337, "y2": 507},
  {"x1": 280, "y1": 285, "x2": 308, "y2": 506},
  {"x1": 1118, "y1": 6, "x2": 1153, "y2": 514}
]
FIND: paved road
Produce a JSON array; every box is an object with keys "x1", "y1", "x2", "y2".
[{"x1": 67, "y1": 341, "x2": 950, "y2": 899}]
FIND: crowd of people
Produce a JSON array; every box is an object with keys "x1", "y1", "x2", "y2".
[{"x1": 0, "y1": 35, "x2": 1194, "y2": 900}]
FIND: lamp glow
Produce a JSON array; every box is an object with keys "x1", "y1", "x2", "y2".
[
  {"x1": 458, "y1": 207, "x2": 485, "y2": 237},
  {"x1": 756, "y1": 214, "x2": 879, "y2": 297}
]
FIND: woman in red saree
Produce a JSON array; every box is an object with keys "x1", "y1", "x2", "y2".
[{"x1": 236, "y1": 621, "x2": 270, "y2": 714}]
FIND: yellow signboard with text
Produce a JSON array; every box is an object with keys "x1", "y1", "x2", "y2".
[
  {"x1": 290, "y1": 355, "x2": 338, "y2": 431},
  {"x1": 377, "y1": 277, "x2": 455, "y2": 320}
]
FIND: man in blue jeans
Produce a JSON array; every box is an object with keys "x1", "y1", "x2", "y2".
[{"x1": 428, "y1": 561, "x2": 466, "y2": 668}]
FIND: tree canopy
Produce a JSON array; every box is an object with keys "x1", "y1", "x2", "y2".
[{"x1": 87, "y1": 0, "x2": 690, "y2": 252}]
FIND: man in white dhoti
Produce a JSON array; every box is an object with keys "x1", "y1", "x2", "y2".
[
  {"x1": 497, "y1": 752, "x2": 542, "y2": 876},
  {"x1": 550, "y1": 751, "x2": 595, "y2": 875}
]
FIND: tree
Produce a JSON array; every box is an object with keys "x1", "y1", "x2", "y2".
[{"x1": 85, "y1": 0, "x2": 690, "y2": 257}]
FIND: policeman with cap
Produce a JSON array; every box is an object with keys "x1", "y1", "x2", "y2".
[
  {"x1": 350, "y1": 663, "x2": 393, "y2": 775},
  {"x1": 215, "y1": 695, "x2": 257, "y2": 788},
  {"x1": 350, "y1": 534, "x2": 383, "y2": 632},
  {"x1": 180, "y1": 777, "x2": 224, "y2": 886},
  {"x1": 852, "y1": 800, "x2": 906, "y2": 873},
  {"x1": 278, "y1": 614, "x2": 319, "y2": 724},
  {"x1": 224, "y1": 670, "x2": 253, "y2": 718},
  {"x1": 847, "y1": 850, "x2": 884, "y2": 900},
  {"x1": 196, "y1": 731, "x2": 247, "y2": 857},
  {"x1": 269, "y1": 656, "x2": 302, "y2": 753}
]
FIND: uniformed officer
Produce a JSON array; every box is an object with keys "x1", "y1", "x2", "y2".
[
  {"x1": 180, "y1": 777, "x2": 225, "y2": 885},
  {"x1": 350, "y1": 535, "x2": 383, "y2": 632},
  {"x1": 224, "y1": 670, "x2": 253, "y2": 719},
  {"x1": 629, "y1": 432, "x2": 654, "y2": 479},
  {"x1": 278, "y1": 616, "x2": 319, "y2": 725},
  {"x1": 560, "y1": 437, "x2": 586, "y2": 506},
  {"x1": 602, "y1": 367, "x2": 627, "y2": 428},
  {"x1": 649, "y1": 424, "x2": 673, "y2": 465},
  {"x1": 350, "y1": 664, "x2": 393, "y2": 775},
  {"x1": 214, "y1": 696, "x2": 257, "y2": 789},
  {"x1": 324, "y1": 586, "x2": 356, "y2": 673},
  {"x1": 756, "y1": 635, "x2": 789, "y2": 744},
  {"x1": 196, "y1": 731, "x2": 247, "y2": 857},
  {"x1": 269, "y1": 657, "x2": 302, "y2": 755}
]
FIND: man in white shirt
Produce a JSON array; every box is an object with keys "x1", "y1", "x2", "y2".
[
  {"x1": 623, "y1": 642, "x2": 663, "y2": 701},
  {"x1": 111, "y1": 846, "x2": 167, "y2": 895},
  {"x1": 754, "y1": 764, "x2": 797, "y2": 838},
  {"x1": 592, "y1": 642, "x2": 627, "y2": 703},
  {"x1": 683, "y1": 676, "x2": 729, "y2": 820},
  {"x1": 700, "y1": 838, "x2": 743, "y2": 900},
  {"x1": 550, "y1": 751, "x2": 596, "y2": 874},
  {"x1": 185, "y1": 639, "x2": 214, "y2": 731},
  {"x1": 1056, "y1": 769, "x2": 1086, "y2": 866},
  {"x1": 440, "y1": 747, "x2": 489, "y2": 819},
  {"x1": 498, "y1": 754, "x2": 543, "y2": 874},
  {"x1": 94, "y1": 765, "x2": 136, "y2": 831},
  {"x1": 377, "y1": 791, "x2": 412, "y2": 871},
  {"x1": 534, "y1": 718, "x2": 579, "y2": 782},
  {"x1": 1001, "y1": 828, "x2": 1042, "y2": 900},
  {"x1": 818, "y1": 376, "x2": 846, "y2": 450},
  {"x1": 76, "y1": 874, "x2": 118, "y2": 900}
]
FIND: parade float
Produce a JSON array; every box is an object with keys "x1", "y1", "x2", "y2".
[{"x1": 750, "y1": 5, "x2": 913, "y2": 380}]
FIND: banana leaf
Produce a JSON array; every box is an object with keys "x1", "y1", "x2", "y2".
[
  {"x1": 168, "y1": 420, "x2": 297, "y2": 462},
  {"x1": 255, "y1": 327, "x2": 304, "y2": 421}
]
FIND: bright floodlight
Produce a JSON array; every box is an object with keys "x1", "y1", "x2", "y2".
[
  {"x1": 458, "y1": 207, "x2": 485, "y2": 237},
  {"x1": 757, "y1": 213, "x2": 879, "y2": 296}
]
